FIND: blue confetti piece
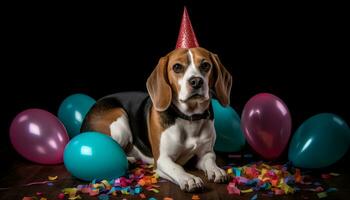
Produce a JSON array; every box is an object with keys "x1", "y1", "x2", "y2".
[
  {"x1": 251, "y1": 193, "x2": 258, "y2": 200},
  {"x1": 135, "y1": 187, "x2": 142, "y2": 194},
  {"x1": 233, "y1": 167, "x2": 241, "y2": 177},
  {"x1": 114, "y1": 186, "x2": 123, "y2": 191},
  {"x1": 246, "y1": 178, "x2": 259, "y2": 186},
  {"x1": 326, "y1": 187, "x2": 338, "y2": 192},
  {"x1": 107, "y1": 187, "x2": 116, "y2": 194},
  {"x1": 47, "y1": 182, "x2": 54, "y2": 186},
  {"x1": 313, "y1": 182, "x2": 322, "y2": 186},
  {"x1": 148, "y1": 198, "x2": 157, "y2": 200},
  {"x1": 98, "y1": 194, "x2": 109, "y2": 200},
  {"x1": 260, "y1": 182, "x2": 268, "y2": 190},
  {"x1": 253, "y1": 186, "x2": 260, "y2": 191},
  {"x1": 285, "y1": 176, "x2": 295, "y2": 184}
]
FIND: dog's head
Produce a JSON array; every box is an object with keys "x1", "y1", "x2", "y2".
[{"x1": 147, "y1": 47, "x2": 232, "y2": 115}]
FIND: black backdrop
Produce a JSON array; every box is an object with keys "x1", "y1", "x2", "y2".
[{"x1": 1, "y1": 1, "x2": 349, "y2": 174}]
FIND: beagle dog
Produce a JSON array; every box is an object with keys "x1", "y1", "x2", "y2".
[{"x1": 81, "y1": 47, "x2": 232, "y2": 191}]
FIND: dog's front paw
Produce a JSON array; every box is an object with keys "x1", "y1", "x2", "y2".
[
  {"x1": 177, "y1": 173, "x2": 204, "y2": 192},
  {"x1": 205, "y1": 166, "x2": 229, "y2": 183}
]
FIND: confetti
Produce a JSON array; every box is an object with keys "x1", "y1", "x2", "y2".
[
  {"x1": 241, "y1": 188, "x2": 253, "y2": 193},
  {"x1": 225, "y1": 161, "x2": 338, "y2": 197},
  {"x1": 192, "y1": 194, "x2": 200, "y2": 200},
  {"x1": 163, "y1": 198, "x2": 173, "y2": 200},
  {"x1": 251, "y1": 194, "x2": 258, "y2": 200},
  {"x1": 148, "y1": 188, "x2": 160, "y2": 193},
  {"x1": 326, "y1": 187, "x2": 338, "y2": 192},
  {"x1": 148, "y1": 198, "x2": 157, "y2": 200},
  {"x1": 330, "y1": 172, "x2": 340, "y2": 176},
  {"x1": 321, "y1": 174, "x2": 331, "y2": 179},
  {"x1": 24, "y1": 181, "x2": 52, "y2": 186},
  {"x1": 57, "y1": 193, "x2": 65, "y2": 199},
  {"x1": 58, "y1": 161, "x2": 159, "y2": 199},
  {"x1": 98, "y1": 194, "x2": 109, "y2": 200},
  {"x1": 317, "y1": 192, "x2": 328, "y2": 198},
  {"x1": 48, "y1": 176, "x2": 58, "y2": 181}
]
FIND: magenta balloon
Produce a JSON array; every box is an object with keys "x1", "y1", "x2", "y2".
[
  {"x1": 241, "y1": 93, "x2": 291, "y2": 160},
  {"x1": 10, "y1": 109, "x2": 69, "y2": 164}
]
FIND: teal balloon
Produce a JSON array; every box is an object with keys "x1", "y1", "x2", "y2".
[
  {"x1": 64, "y1": 132, "x2": 128, "y2": 181},
  {"x1": 289, "y1": 113, "x2": 350, "y2": 168},
  {"x1": 212, "y1": 99, "x2": 245, "y2": 152},
  {"x1": 58, "y1": 93, "x2": 95, "y2": 138}
]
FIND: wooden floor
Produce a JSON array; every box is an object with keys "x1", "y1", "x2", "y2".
[{"x1": 0, "y1": 153, "x2": 349, "y2": 200}]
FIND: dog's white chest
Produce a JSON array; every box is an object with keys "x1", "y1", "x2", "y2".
[{"x1": 159, "y1": 118, "x2": 215, "y2": 165}]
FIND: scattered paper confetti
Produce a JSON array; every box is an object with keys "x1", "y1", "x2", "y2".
[
  {"x1": 140, "y1": 193, "x2": 146, "y2": 198},
  {"x1": 321, "y1": 174, "x2": 331, "y2": 179},
  {"x1": 148, "y1": 198, "x2": 157, "y2": 200},
  {"x1": 326, "y1": 187, "x2": 338, "y2": 192},
  {"x1": 24, "y1": 181, "x2": 53, "y2": 186},
  {"x1": 98, "y1": 194, "x2": 109, "y2": 200},
  {"x1": 225, "y1": 161, "x2": 339, "y2": 198},
  {"x1": 317, "y1": 191, "x2": 328, "y2": 198},
  {"x1": 57, "y1": 161, "x2": 159, "y2": 199},
  {"x1": 192, "y1": 194, "x2": 200, "y2": 200},
  {"x1": 48, "y1": 176, "x2": 58, "y2": 181},
  {"x1": 241, "y1": 188, "x2": 253, "y2": 193},
  {"x1": 163, "y1": 198, "x2": 173, "y2": 200},
  {"x1": 251, "y1": 193, "x2": 258, "y2": 200},
  {"x1": 57, "y1": 193, "x2": 65, "y2": 199}
]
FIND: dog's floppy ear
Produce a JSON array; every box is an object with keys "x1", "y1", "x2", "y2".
[
  {"x1": 146, "y1": 56, "x2": 172, "y2": 111},
  {"x1": 210, "y1": 52, "x2": 232, "y2": 107}
]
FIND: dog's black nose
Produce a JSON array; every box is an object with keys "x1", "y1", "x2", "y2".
[{"x1": 189, "y1": 77, "x2": 203, "y2": 89}]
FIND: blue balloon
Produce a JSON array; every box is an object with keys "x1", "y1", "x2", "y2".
[
  {"x1": 64, "y1": 132, "x2": 128, "y2": 181},
  {"x1": 212, "y1": 99, "x2": 245, "y2": 152},
  {"x1": 58, "y1": 93, "x2": 95, "y2": 138},
  {"x1": 289, "y1": 113, "x2": 350, "y2": 168}
]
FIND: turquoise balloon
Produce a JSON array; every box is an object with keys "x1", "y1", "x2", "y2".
[
  {"x1": 58, "y1": 94, "x2": 96, "y2": 138},
  {"x1": 289, "y1": 113, "x2": 350, "y2": 168},
  {"x1": 64, "y1": 132, "x2": 128, "y2": 181},
  {"x1": 212, "y1": 99, "x2": 245, "y2": 152}
]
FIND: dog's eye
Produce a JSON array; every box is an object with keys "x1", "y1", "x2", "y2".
[
  {"x1": 173, "y1": 64, "x2": 184, "y2": 73},
  {"x1": 200, "y1": 62, "x2": 211, "y2": 72}
]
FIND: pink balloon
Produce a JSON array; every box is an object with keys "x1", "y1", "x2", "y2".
[
  {"x1": 10, "y1": 109, "x2": 69, "y2": 164},
  {"x1": 241, "y1": 93, "x2": 291, "y2": 160}
]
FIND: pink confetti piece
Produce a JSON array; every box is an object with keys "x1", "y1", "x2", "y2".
[
  {"x1": 23, "y1": 181, "x2": 53, "y2": 186},
  {"x1": 58, "y1": 193, "x2": 65, "y2": 199}
]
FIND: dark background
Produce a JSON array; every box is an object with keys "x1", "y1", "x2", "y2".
[{"x1": 1, "y1": 1, "x2": 349, "y2": 177}]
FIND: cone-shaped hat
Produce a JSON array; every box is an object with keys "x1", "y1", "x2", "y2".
[{"x1": 175, "y1": 7, "x2": 199, "y2": 49}]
